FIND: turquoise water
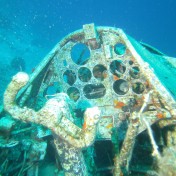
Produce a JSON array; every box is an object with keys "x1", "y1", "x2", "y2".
[
  {"x1": 0, "y1": 0, "x2": 176, "y2": 68},
  {"x1": 0, "y1": 0, "x2": 176, "y2": 100}
]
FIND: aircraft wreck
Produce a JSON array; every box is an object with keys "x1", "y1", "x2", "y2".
[{"x1": 1, "y1": 23, "x2": 176, "y2": 176}]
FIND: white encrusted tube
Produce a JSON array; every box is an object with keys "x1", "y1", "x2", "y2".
[
  {"x1": 4, "y1": 72, "x2": 29, "y2": 110},
  {"x1": 3, "y1": 72, "x2": 37, "y2": 122},
  {"x1": 142, "y1": 118, "x2": 161, "y2": 158},
  {"x1": 4, "y1": 72, "x2": 100, "y2": 149},
  {"x1": 4, "y1": 72, "x2": 101, "y2": 175}
]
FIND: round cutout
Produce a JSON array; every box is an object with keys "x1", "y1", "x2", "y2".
[
  {"x1": 113, "y1": 79, "x2": 129, "y2": 95},
  {"x1": 78, "y1": 67, "x2": 91, "y2": 82},
  {"x1": 110, "y1": 60, "x2": 126, "y2": 77},
  {"x1": 67, "y1": 87, "x2": 80, "y2": 101},
  {"x1": 83, "y1": 84, "x2": 106, "y2": 99},
  {"x1": 71, "y1": 43, "x2": 90, "y2": 65},
  {"x1": 130, "y1": 66, "x2": 140, "y2": 79},
  {"x1": 114, "y1": 43, "x2": 126, "y2": 55},
  {"x1": 63, "y1": 70, "x2": 76, "y2": 86},
  {"x1": 132, "y1": 82, "x2": 145, "y2": 94},
  {"x1": 93, "y1": 64, "x2": 107, "y2": 81},
  {"x1": 129, "y1": 60, "x2": 134, "y2": 65}
]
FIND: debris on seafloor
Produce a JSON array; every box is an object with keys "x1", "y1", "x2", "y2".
[{"x1": 1, "y1": 23, "x2": 176, "y2": 176}]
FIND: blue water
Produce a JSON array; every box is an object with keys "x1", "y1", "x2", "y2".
[
  {"x1": 0, "y1": 0, "x2": 176, "y2": 99},
  {"x1": 0, "y1": 0, "x2": 176, "y2": 97}
]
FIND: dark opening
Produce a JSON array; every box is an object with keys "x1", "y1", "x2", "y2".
[
  {"x1": 71, "y1": 43, "x2": 90, "y2": 65},
  {"x1": 78, "y1": 67, "x2": 92, "y2": 82},
  {"x1": 83, "y1": 84, "x2": 106, "y2": 99},
  {"x1": 114, "y1": 43, "x2": 126, "y2": 55},
  {"x1": 67, "y1": 87, "x2": 80, "y2": 101},
  {"x1": 93, "y1": 64, "x2": 107, "y2": 81},
  {"x1": 132, "y1": 82, "x2": 145, "y2": 94},
  {"x1": 94, "y1": 140, "x2": 114, "y2": 176},
  {"x1": 110, "y1": 60, "x2": 126, "y2": 77},
  {"x1": 63, "y1": 70, "x2": 76, "y2": 86},
  {"x1": 129, "y1": 60, "x2": 134, "y2": 65},
  {"x1": 130, "y1": 66, "x2": 140, "y2": 79},
  {"x1": 113, "y1": 79, "x2": 129, "y2": 95}
]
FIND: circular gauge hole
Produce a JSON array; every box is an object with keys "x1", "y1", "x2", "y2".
[
  {"x1": 129, "y1": 60, "x2": 134, "y2": 65},
  {"x1": 114, "y1": 43, "x2": 126, "y2": 55},
  {"x1": 110, "y1": 60, "x2": 126, "y2": 77},
  {"x1": 63, "y1": 70, "x2": 76, "y2": 86},
  {"x1": 78, "y1": 67, "x2": 91, "y2": 82},
  {"x1": 67, "y1": 87, "x2": 80, "y2": 102},
  {"x1": 113, "y1": 79, "x2": 129, "y2": 95},
  {"x1": 93, "y1": 64, "x2": 107, "y2": 81},
  {"x1": 71, "y1": 43, "x2": 90, "y2": 65},
  {"x1": 132, "y1": 82, "x2": 145, "y2": 94},
  {"x1": 130, "y1": 66, "x2": 140, "y2": 79},
  {"x1": 83, "y1": 84, "x2": 106, "y2": 99}
]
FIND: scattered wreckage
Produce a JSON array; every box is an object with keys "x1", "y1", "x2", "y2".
[{"x1": 0, "y1": 23, "x2": 176, "y2": 176}]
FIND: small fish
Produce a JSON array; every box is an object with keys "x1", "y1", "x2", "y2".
[{"x1": 114, "y1": 100, "x2": 125, "y2": 109}]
